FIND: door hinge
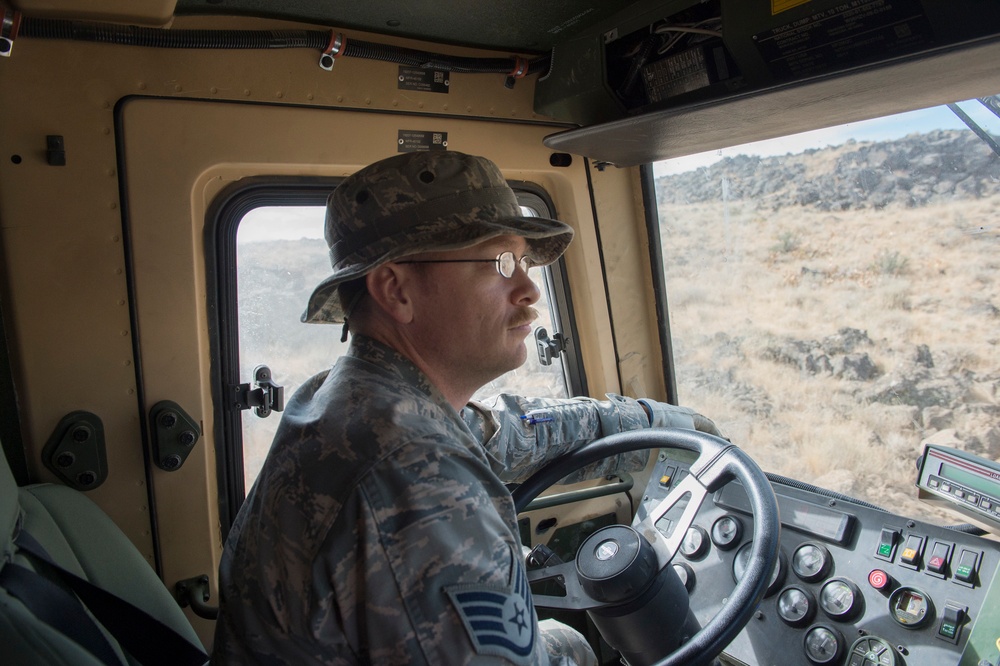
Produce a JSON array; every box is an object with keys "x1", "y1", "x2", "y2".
[
  {"x1": 150, "y1": 401, "x2": 201, "y2": 472},
  {"x1": 231, "y1": 365, "x2": 285, "y2": 418}
]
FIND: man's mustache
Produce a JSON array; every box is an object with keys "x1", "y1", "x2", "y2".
[{"x1": 510, "y1": 307, "x2": 539, "y2": 328}]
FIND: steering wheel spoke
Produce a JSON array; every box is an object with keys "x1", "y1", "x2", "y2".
[
  {"x1": 635, "y1": 470, "x2": 710, "y2": 569},
  {"x1": 525, "y1": 559, "x2": 602, "y2": 611}
]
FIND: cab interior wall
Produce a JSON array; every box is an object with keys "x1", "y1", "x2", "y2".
[
  {"x1": 5, "y1": 3, "x2": 1000, "y2": 663},
  {"x1": 0, "y1": 14, "x2": 666, "y2": 644}
]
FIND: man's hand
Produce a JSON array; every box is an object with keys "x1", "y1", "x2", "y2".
[{"x1": 638, "y1": 400, "x2": 725, "y2": 438}]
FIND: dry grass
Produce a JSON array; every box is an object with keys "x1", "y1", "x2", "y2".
[{"x1": 661, "y1": 195, "x2": 1000, "y2": 526}]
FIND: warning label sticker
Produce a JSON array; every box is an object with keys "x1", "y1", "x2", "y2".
[
  {"x1": 397, "y1": 130, "x2": 448, "y2": 153},
  {"x1": 398, "y1": 67, "x2": 450, "y2": 94},
  {"x1": 772, "y1": 0, "x2": 813, "y2": 15},
  {"x1": 755, "y1": 0, "x2": 933, "y2": 80}
]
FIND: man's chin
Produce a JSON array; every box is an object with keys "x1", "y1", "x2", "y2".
[
  {"x1": 512, "y1": 345, "x2": 528, "y2": 369},
  {"x1": 485, "y1": 346, "x2": 529, "y2": 384}
]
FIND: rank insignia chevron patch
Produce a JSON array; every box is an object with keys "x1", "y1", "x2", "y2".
[{"x1": 446, "y1": 548, "x2": 537, "y2": 664}]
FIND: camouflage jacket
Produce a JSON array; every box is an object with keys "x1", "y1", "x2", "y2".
[{"x1": 212, "y1": 334, "x2": 651, "y2": 665}]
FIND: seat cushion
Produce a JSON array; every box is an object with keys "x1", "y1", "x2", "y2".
[{"x1": 16, "y1": 483, "x2": 204, "y2": 651}]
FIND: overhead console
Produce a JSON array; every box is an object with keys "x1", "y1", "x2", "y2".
[{"x1": 536, "y1": 0, "x2": 1000, "y2": 165}]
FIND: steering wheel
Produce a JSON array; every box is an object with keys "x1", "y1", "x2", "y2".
[{"x1": 512, "y1": 428, "x2": 779, "y2": 666}]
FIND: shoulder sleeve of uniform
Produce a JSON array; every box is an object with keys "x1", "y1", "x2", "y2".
[
  {"x1": 464, "y1": 394, "x2": 650, "y2": 484},
  {"x1": 444, "y1": 544, "x2": 545, "y2": 665}
]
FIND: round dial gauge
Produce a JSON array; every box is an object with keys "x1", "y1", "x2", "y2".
[
  {"x1": 793, "y1": 543, "x2": 832, "y2": 582},
  {"x1": 711, "y1": 515, "x2": 742, "y2": 550},
  {"x1": 804, "y1": 625, "x2": 844, "y2": 664},
  {"x1": 672, "y1": 562, "x2": 695, "y2": 592},
  {"x1": 819, "y1": 578, "x2": 863, "y2": 621},
  {"x1": 680, "y1": 525, "x2": 710, "y2": 560},
  {"x1": 733, "y1": 542, "x2": 786, "y2": 596},
  {"x1": 777, "y1": 586, "x2": 816, "y2": 627}
]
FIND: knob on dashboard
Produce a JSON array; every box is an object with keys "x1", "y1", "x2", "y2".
[{"x1": 868, "y1": 568, "x2": 894, "y2": 594}]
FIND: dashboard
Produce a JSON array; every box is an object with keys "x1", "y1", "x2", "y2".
[{"x1": 636, "y1": 447, "x2": 1000, "y2": 666}]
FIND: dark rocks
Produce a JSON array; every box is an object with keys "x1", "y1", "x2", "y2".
[
  {"x1": 656, "y1": 130, "x2": 1000, "y2": 210},
  {"x1": 762, "y1": 328, "x2": 879, "y2": 381},
  {"x1": 832, "y1": 354, "x2": 879, "y2": 381}
]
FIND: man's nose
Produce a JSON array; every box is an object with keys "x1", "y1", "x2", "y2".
[{"x1": 512, "y1": 267, "x2": 540, "y2": 305}]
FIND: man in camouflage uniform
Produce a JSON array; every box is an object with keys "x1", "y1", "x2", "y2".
[{"x1": 213, "y1": 151, "x2": 720, "y2": 665}]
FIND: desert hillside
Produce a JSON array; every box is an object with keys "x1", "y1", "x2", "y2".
[
  {"x1": 656, "y1": 130, "x2": 1000, "y2": 210},
  {"x1": 654, "y1": 128, "x2": 999, "y2": 525}
]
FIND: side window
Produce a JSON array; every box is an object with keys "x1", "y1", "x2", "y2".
[{"x1": 231, "y1": 188, "x2": 578, "y2": 493}]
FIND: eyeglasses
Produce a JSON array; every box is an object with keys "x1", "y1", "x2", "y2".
[{"x1": 395, "y1": 251, "x2": 534, "y2": 279}]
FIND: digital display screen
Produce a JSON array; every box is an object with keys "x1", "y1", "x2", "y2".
[{"x1": 939, "y1": 462, "x2": 1000, "y2": 499}]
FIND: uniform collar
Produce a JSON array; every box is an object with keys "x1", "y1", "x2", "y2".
[{"x1": 346, "y1": 333, "x2": 458, "y2": 415}]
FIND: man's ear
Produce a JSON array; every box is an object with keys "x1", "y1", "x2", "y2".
[{"x1": 365, "y1": 263, "x2": 415, "y2": 324}]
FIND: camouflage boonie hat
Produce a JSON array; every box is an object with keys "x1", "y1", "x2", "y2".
[{"x1": 302, "y1": 150, "x2": 575, "y2": 324}]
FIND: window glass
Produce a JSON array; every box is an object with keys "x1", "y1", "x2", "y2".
[
  {"x1": 654, "y1": 95, "x2": 1000, "y2": 527},
  {"x1": 236, "y1": 200, "x2": 569, "y2": 489}
]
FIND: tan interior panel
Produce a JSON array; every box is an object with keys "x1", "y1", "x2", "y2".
[{"x1": 120, "y1": 98, "x2": 641, "y2": 642}]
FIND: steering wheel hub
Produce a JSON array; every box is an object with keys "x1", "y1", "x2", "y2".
[{"x1": 578, "y1": 525, "x2": 659, "y2": 604}]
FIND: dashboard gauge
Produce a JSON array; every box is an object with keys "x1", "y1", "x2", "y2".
[
  {"x1": 889, "y1": 586, "x2": 933, "y2": 628},
  {"x1": 680, "y1": 525, "x2": 710, "y2": 560},
  {"x1": 777, "y1": 586, "x2": 816, "y2": 627},
  {"x1": 792, "y1": 542, "x2": 832, "y2": 582},
  {"x1": 711, "y1": 514, "x2": 742, "y2": 550},
  {"x1": 819, "y1": 578, "x2": 863, "y2": 621},
  {"x1": 733, "y1": 542, "x2": 786, "y2": 596},
  {"x1": 848, "y1": 636, "x2": 899, "y2": 666},
  {"x1": 804, "y1": 625, "x2": 844, "y2": 664},
  {"x1": 672, "y1": 562, "x2": 695, "y2": 592}
]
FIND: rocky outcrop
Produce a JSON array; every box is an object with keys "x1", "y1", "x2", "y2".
[
  {"x1": 682, "y1": 326, "x2": 1000, "y2": 461},
  {"x1": 656, "y1": 130, "x2": 1000, "y2": 210}
]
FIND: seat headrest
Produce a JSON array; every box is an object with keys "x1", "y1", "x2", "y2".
[{"x1": 1, "y1": 451, "x2": 21, "y2": 563}]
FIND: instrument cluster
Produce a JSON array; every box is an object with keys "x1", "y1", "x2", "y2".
[{"x1": 638, "y1": 450, "x2": 1000, "y2": 665}]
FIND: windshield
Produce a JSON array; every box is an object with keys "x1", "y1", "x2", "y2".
[{"x1": 654, "y1": 95, "x2": 1000, "y2": 527}]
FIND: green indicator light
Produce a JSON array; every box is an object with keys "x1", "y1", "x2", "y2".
[
  {"x1": 878, "y1": 543, "x2": 892, "y2": 557},
  {"x1": 957, "y1": 566, "x2": 972, "y2": 577},
  {"x1": 941, "y1": 623, "x2": 956, "y2": 637}
]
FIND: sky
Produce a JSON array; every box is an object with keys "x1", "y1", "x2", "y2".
[
  {"x1": 238, "y1": 96, "x2": 1000, "y2": 242},
  {"x1": 239, "y1": 204, "x2": 327, "y2": 243}
]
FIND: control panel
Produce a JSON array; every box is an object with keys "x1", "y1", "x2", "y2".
[
  {"x1": 917, "y1": 444, "x2": 1000, "y2": 536},
  {"x1": 637, "y1": 449, "x2": 1000, "y2": 666}
]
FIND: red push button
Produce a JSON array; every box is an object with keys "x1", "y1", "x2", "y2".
[{"x1": 869, "y1": 569, "x2": 891, "y2": 591}]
